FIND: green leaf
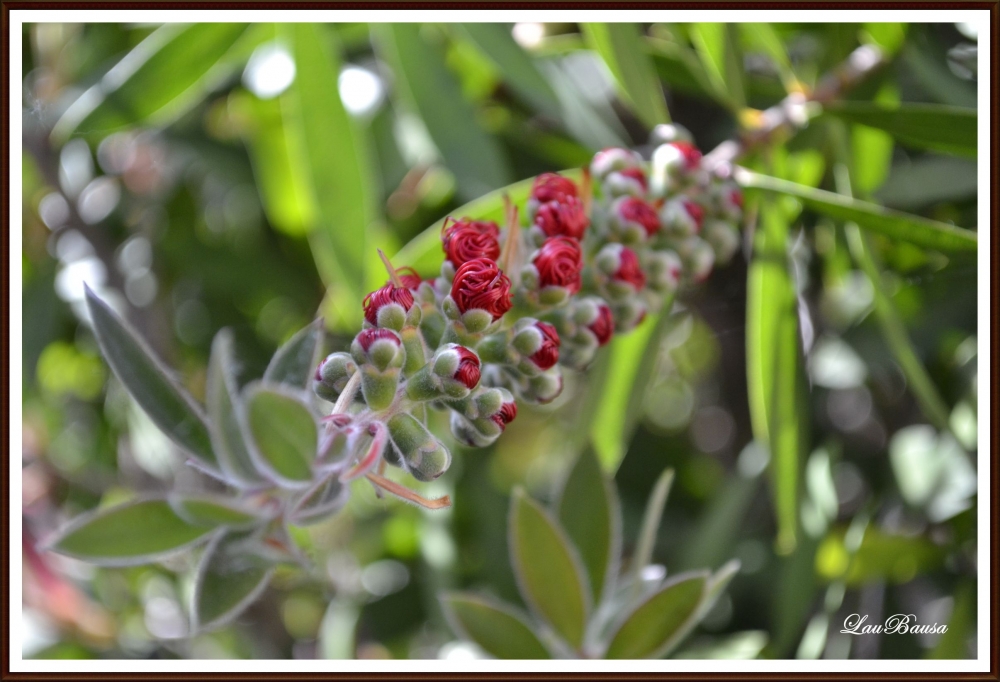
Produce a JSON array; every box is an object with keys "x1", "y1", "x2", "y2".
[
  {"x1": 556, "y1": 448, "x2": 621, "y2": 605},
  {"x1": 875, "y1": 155, "x2": 977, "y2": 210},
  {"x1": 690, "y1": 23, "x2": 745, "y2": 111},
  {"x1": 264, "y1": 318, "x2": 324, "y2": 390},
  {"x1": 457, "y1": 24, "x2": 561, "y2": 119},
  {"x1": 678, "y1": 474, "x2": 759, "y2": 572},
  {"x1": 850, "y1": 88, "x2": 899, "y2": 196},
  {"x1": 243, "y1": 383, "x2": 318, "y2": 486},
  {"x1": 193, "y1": 531, "x2": 274, "y2": 631},
  {"x1": 393, "y1": 169, "x2": 585, "y2": 274},
  {"x1": 927, "y1": 581, "x2": 974, "y2": 659},
  {"x1": 47, "y1": 499, "x2": 217, "y2": 566},
  {"x1": 738, "y1": 169, "x2": 977, "y2": 253},
  {"x1": 815, "y1": 526, "x2": 946, "y2": 585},
  {"x1": 84, "y1": 287, "x2": 216, "y2": 467},
  {"x1": 508, "y1": 488, "x2": 590, "y2": 648},
  {"x1": 631, "y1": 468, "x2": 674, "y2": 584},
  {"x1": 168, "y1": 494, "x2": 266, "y2": 528},
  {"x1": 741, "y1": 23, "x2": 796, "y2": 92},
  {"x1": 285, "y1": 23, "x2": 377, "y2": 331},
  {"x1": 377, "y1": 24, "x2": 512, "y2": 201},
  {"x1": 206, "y1": 329, "x2": 266, "y2": 487},
  {"x1": 441, "y1": 593, "x2": 551, "y2": 659},
  {"x1": 582, "y1": 23, "x2": 670, "y2": 128},
  {"x1": 53, "y1": 24, "x2": 248, "y2": 141},
  {"x1": 745, "y1": 200, "x2": 803, "y2": 554},
  {"x1": 675, "y1": 630, "x2": 768, "y2": 659},
  {"x1": 589, "y1": 301, "x2": 672, "y2": 473},
  {"x1": 646, "y1": 37, "x2": 730, "y2": 105},
  {"x1": 604, "y1": 573, "x2": 707, "y2": 659},
  {"x1": 824, "y1": 102, "x2": 976, "y2": 158},
  {"x1": 289, "y1": 471, "x2": 348, "y2": 525}
]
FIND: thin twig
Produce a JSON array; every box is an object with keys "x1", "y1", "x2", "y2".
[
  {"x1": 378, "y1": 248, "x2": 404, "y2": 288},
  {"x1": 365, "y1": 472, "x2": 452, "y2": 510},
  {"x1": 331, "y1": 372, "x2": 361, "y2": 415}
]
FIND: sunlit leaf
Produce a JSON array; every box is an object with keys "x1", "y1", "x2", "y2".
[
  {"x1": 582, "y1": 23, "x2": 670, "y2": 128},
  {"x1": 690, "y1": 23, "x2": 745, "y2": 110},
  {"x1": 193, "y1": 531, "x2": 274, "y2": 631},
  {"x1": 604, "y1": 573, "x2": 707, "y2": 659},
  {"x1": 825, "y1": 101, "x2": 976, "y2": 158},
  {"x1": 285, "y1": 23, "x2": 377, "y2": 330},
  {"x1": 738, "y1": 170, "x2": 978, "y2": 252},
  {"x1": 47, "y1": 499, "x2": 217, "y2": 566},
  {"x1": 85, "y1": 287, "x2": 217, "y2": 468},
  {"x1": 675, "y1": 630, "x2": 769, "y2": 659},
  {"x1": 264, "y1": 318, "x2": 324, "y2": 390},
  {"x1": 815, "y1": 526, "x2": 946, "y2": 585},
  {"x1": 509, "y1": 488, "x2": 590, "y2": 648},
  {"x1": 631, "y1": 468, "x2": 674, "y2": 583},
  {"x1": 441, "y1": 593, "x2": 551, "y2": 659},
  {"x1": 556, "y1": 448, "x2": 621, "y2": 605},
  {"x1": 54, "y1": 23, "x2": 249, "y2": 141},
  {"x1": 741, "y1": 23, "x2": 796, "y2": 92},
  {"x1": 377, "y1": 24, "x2": 512, "y2": 201},
  {"x1": 243, "y1": 383, "x2": 318, "y2": 486}
]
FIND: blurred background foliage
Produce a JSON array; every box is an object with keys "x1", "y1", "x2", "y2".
[{"x1": 21, "y1": 20, "x2": 978, "y2": 661}]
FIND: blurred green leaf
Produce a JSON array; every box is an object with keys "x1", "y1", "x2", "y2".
[
  {"x1": 927, "y1": 581, "x2": 974, "y2": 659},
  {"x1": 901, "y1": 40, "x2": 976, "y2": 108},
  {"x1": 815, "y1": 526, "x2": 946, "y2": 585},
  {"x1": 377, "y1": 24, "x2": 512, "y2": 201},
  {"x1": 875, "y1": 155, "x2": 977, "y2": 210},
  {"x1": 207, "y1": 329, "x2": 267, "y2": 487},
  {"x1": 509, "y1": 488, "x2": 590, "y2": 648},
  {"x1": 582, "y1": 23, "x2": 670, "y2": 128},
  {"x1": 457, "y1": 24, "x2": 561, "y2": 119},
  {"x1": 47, "y1": 499, "x2": 217, "y2": 566},
  {"x1": 739, "y1": 170, "x2": 978, "y2": 252},
  {"x1": 746, "y1": 199, "x2": 804, "y2": 554},
  {"x1": 825, "y1": 102, "x2": 976, "y2": 158},
  {"x1": 85, "y1": 287, "x2": 217, "y2": 468},
  {"x1": 289, "y1": 471, "x2": 348, "y2": 525},
  {"x1": 53, "y1": 23, "x2": 248, "y2": 141},
  {"x1": 678, "y1": 473, "x2": 759, "y2": 572},
  {"x1": 285, "y1": 23, "x2": 377, "y2": 331},
  {"x1": 193, "y1": 531, "x2": 274, "y2": 631},
  {"x1": 557, "y1": 448, "x2": 621, "y2": 604},
  {"x1": 646, "y1": 36, "x2": 729, "y2": 105},
  {"x1": 394, "y1": 168, "x2": 584, "y2": 275},
  {"x1": 264, "y1": 318, "x2": 324, "y2": 391},
  {"x1": 741, "y1": 23, "x2": 796, "y2": 92},
  {"x1": 850, "y1": 87, "x2": 899, "y2": 195},
  {"x1": 441, "y1": 593, "x2": 551, "y2": 659},
  {"x1": 631, "y1": 468, "x2": 674, "y2": 585},
  {"x1": 605, "y1": 573, "x2": 707, "y2": 659},
  {"x1": 675, "y1": 630, "x2": 769, "y2": 659},
  {"x1": 861, "y1": 23, "x2": 907, "y2": 56},
  {"x1": 690, "y1": 23, "x2": 745, "y2": 111},
  {"x1": 169, "y1": 494, "x2": 265, "y2": 528},
  {"x1": 244, "y1": 383, "x2": 318, "y2": 485}
]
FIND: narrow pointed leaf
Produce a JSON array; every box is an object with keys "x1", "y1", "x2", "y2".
[
  {"x1": 207, "y1": 329, "x2": 266, "y2": 486},
  {"x1": 631, "y1": 468, "x2": 675, "y2": 584},
  {"x1": 54, "y1": 23, "x2": 248, "y2": 141},
  {"x1": 508, "y1": 489, "x2": 590, "y2": 648},
  {"x1": 690, "y1": 23, "x2": 744, "y2": 110},
  {"x1": 244, "y1": 383, "x2": 318, "y2": 485},
  {"x1": 264, "y1": 319, "x2": 324, "y2": 390},
  {"x1": 85, "y1": 287, "x2": 216, "y2": 467},
  {"x1": 285, "y1": 23, "x2": 376, "y2": 330},
  {"x1": 377, "y1": 24, "x2": 512, "y2": 201},
  {"x1": 441, "y1": 593, "x2": 551, "y2": 659},
  {"x1": 582, "y1": 23, "x2": 670, "y2": 128},
  {"x1": 47, "y1": 499, "x2": 217, "y2": 566},
  {"x1": 394, "y1": 169, "x2": 585, "y2": 274},
  {"x1": 557, "y1": 448, "x2": 621, "y2": 605},
  {"x1": 824, "y1": 102, "x2": 976, "y2": 158},
  {"x1": 457, "y1": 23, "x2": 561, "y2": 119},
  {"x1": 737, "y1": 169, "x2": 977, "y2": 253},
  {"x1": 289, "y1": 471, "x2": 348, "y2": 525},
  {"x1": 168, "y1": 494, "x2": 268, "y2": 529},
  {"x1": 746, "y1": 200, "x2": 803, "y2": 554},
  {"x1": 193, "y1": 531, "x2": 274, "y2": 631},
  {"x1": 605, "y1": 573, "x2": 708, "y2": 659}
]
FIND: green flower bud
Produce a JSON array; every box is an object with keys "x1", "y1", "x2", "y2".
[
  {"x1": 401, "y1": 326, "x2": 428, "y2": 377},
  {"x1": 406, "y1": 344, "x2": 481, "y2": 401},
  {"x1": 526, "y1": 367, "x2": 564, "y2": 404},
  {"x1": 461, "y1": 308, "x2": 494, "y2": 334},
  {"x1": 388, "y1": 412, "x2": 451, "y2": 481},
  {"x1": 314, "y1": 353, "x2": 357, "y2": 402},
  {"x1": 361, "y1": 364, "x2": 401, "y2": 411},
  {"x1": 352, "y1": 328, "x2": 405, "y2": 372}
]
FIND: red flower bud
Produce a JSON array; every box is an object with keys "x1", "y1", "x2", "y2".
[
  {"x1": 618, "y1": 197, "x2": 661, "y2": 237},
  {"x1": 612, "y1": 246, "x2": 646, "y2": 290},
  {"x1": 529, "y1": 321, "x2": 560, "y2": 370},
  {"x1": 357, "y1": 328, "x2": 401, "y2": 352},
  {"x1": 396, "y1": 266, "x2": 423, "y2": 289},
  {"x1": 588, "y1": 304, "x2": 615, "y2": 347},
  {"x1": 534, "y1": 197, "x2": 589, "y2": 240},
  {"x1": 729, "y1": 188, "x2": 744, "y2": 210},
  {"x1": 490, "y1": 400, "x2": 518, "y2": 431},
  {"x1": 451, "y1": 258, "x2": 513, "y2": 321},
  {"x1": 363, "y1": 284, "x2": 415, "y2": 326},
  {"x1": 442, "y1": 218, "x2": 501, "y2": 266},
  {"x1": 453, "y1": 347, "x2": 482, "y2": 390},
  {"x1": 531, "y1": 173, "x2": 578, "y2": 204},
  {"x1": 533, "y1": 236, "x2": 583, "y2": 294},
  {"x1": 618, "y1": 167, "x2": 648, "y2": 191},
  {"x1": 683, "y1": 201, "x2": 705, "y2": 230},
  {"x1": 672, "y1": 141, "x2": 702, "y2": 170}
]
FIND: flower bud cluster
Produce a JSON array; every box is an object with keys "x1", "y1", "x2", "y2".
[{"x1": 312, "y1": 126, "x2": 743, "y2": 493}]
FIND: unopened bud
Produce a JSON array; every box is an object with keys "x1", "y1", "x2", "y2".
[
  {"x1": 512, "y1": 319, "x2": 560, "y2": 372},
  {"x1": 363, "y1": 283, "x2": 418, "y2": 331},
  {"x1": 596, "y1": 243, "x2": 647, "y2": 298},
  {"x1": 406, "y1": 344, "x2": 481, "y2": 401},
  {"x1": 352, "y1": 328, "x2": 405, "y2": 372},
  {"x1": 387, "y1": 412, "x2": 452, "y2": 481},
  {"x1": 676, "y1": 236, "x2": 715, "y2": 282},
  {"x1": 604, "y1": 167, "x2": 648, "y2": 198},
  {"x1": 610, "y1": 196, "x2": 661, "y2": 244},
  {"x1": 643, "y1": 249, "x2": 683, "y2": 294},
  {"x1": 702, "y1": 219, "x2": 741, "y2": 265},
  {"x1": 591, "y1": 147, "x2": 643, "y2": 181},
  {"x1": 314, "y1": 353, "x2": 358, "y2": 402},
  {"x1": 660, "y1": 198, "x2": 704, "y2": 237}
]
